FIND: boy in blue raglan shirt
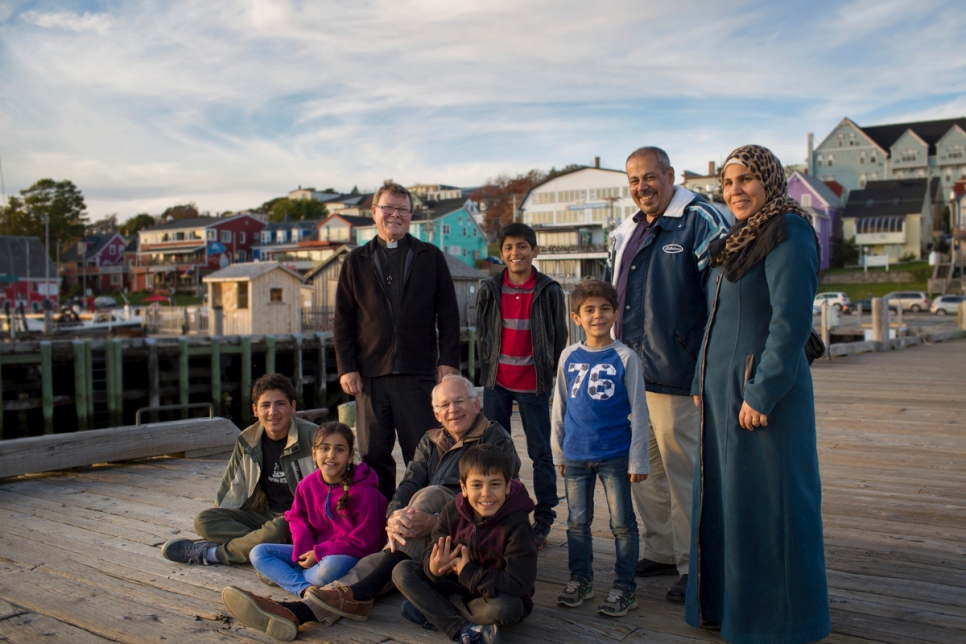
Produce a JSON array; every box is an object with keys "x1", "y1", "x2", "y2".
[{"x1": 551, "y1": 279, "x2": 649, "y2": 618}]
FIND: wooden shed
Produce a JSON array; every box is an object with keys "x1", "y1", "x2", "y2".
[
  {"x1": 444, "y1": 253, "x2": 486, "y2": 327},
  {"x1": 304, "y1": 245, "x2": 351, "y2": 310},
  {"x1": 204, "y1": 262, "x2": 305, "y2": 335}
]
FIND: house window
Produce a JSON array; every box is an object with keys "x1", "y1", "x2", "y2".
[
  {"x1": 473, "y1": 227, "x2": 477, "y2": 237},
  {"x1": 221, "y1": 231, "x2": 232, "y2": 243},
  {"x1": 207, "y1": 230, "x2": 216, "y2": 240},
  {"x1": 463, "y1": 227, "x2": 467, "y2": 236},
  {"x1": 175, "y1": 232, "x2": 185, "y2": 241},
  {"x1": 442, "y1": 224, "x2": 450, "y2": 234},
  {"x1": 462, "y1": 248, "x2": 467, "y2": 257},
  {"x1": 534, "y1": 191, "x2": 556, "y2": 204},
  {"x1": 859, "y1": 173, "x2": 867, "y2": 188},
  {"x1": 111, "y1": 274, "x2": 121, "y2": 285},
  {"x1": 239, "y1": 232, "x2": 246, "y2": 244},
  {"x1": 801, "y1": 194, "x2": 812, "y2": 207},
  {"x1": 826, "y1": 154, "x2": 834, "y2": 167},
  {"x1": 870, "y1": 151, "x2": 877, "y2": 163},
  {"x1": 261, "y1": 232, "x2": 271, "y2": 243},
  {"x1": 270, "y1": 288, "x2": 284, "y2": 303},
  {"x1": 109, "y1": 245, "x2": 117, "y2": 255},
  {"x1": 458, "y1": 215, "x2": 462, "y2": 225},
  {"x1": 234, "y1": 251, "x2": 246, "y2": 262},
  {"x1": 816, "y1": 155, "x2": 824, "y2": 167},
  {"x1": 237, "y1": 282, "x2": 249, "y2": 309},
  {"x1": 859, "y1": 151, "x2": 866, "y2": 164}
]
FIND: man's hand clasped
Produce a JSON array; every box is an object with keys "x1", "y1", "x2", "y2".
[{"x1": 386, "y1": 507, "x2": 438, "y2": 552}]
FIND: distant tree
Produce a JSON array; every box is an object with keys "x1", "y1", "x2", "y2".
[
  {"x1": 830, "y1": 238, "x2": 859, "y2": 268},
  {"x1": 321, "y1": 188, "x2": 337, "y2": 194},
  {"x1": 0, "y1": 178, "x2": 89, "y2": 252},
  {"x1": 268, "y1": 198, "x2": 329, "y2": 223},
  {"x1": 160, "y1": 203, "x2": 200, "y2": 222},
  {"x1": 471, "y1": 169, "x2": 546, "y2": 236},
  {"x1": 256, "y1": 197, "x2": 286, "y2": 213},
  {"x1": 350, "y1": 185, "x2": 360, "y2": 195},
  {"x1": 546, "y1": 164, "x2": 584, "y2": 180},
  {"x1": 87, "y1": 214, "x2": 118, "y2": 235},
  {"x1": 119, "y1": 213, "x2": 157, "y2": 236}
]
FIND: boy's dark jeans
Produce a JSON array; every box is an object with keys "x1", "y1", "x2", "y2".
[
  {"x1": 483, "y1": 385, "x2": 558, "y2": 524},
  {"x1": 392, "y1": 560, "x2": 525, "y2": 640}
]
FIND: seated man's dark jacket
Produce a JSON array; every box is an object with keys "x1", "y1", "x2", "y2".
[
  {"x1": 424, "y1": 479, "x2": 537, "y2": 615},
  {"x1": 333, "y1": 233, "x2": 460, "y2": 377},
  {"x1": 387, "y1": 413, "x2": 521, "y2": 515}
]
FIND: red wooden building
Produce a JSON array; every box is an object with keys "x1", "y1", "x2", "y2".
[
  {"x1": 0, "y1": 236, "x2": 59, "y2": 311},
  {"x1": 130, "y1": 215, "x2": 265, "y2": 294},
  {"x1": 60, "y1": 233, "x2": 129, "y2": 295}
]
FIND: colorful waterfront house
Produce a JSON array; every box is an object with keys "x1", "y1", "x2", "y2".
[
  {"x1": 354, "y1": 198, "x2": 487, "y2": 267},
  {"x1": 519, "y1": 164, "x2": 636, "y2": 281},
  {"x1": 250, "y1": 219, "x2": 335, "y2": 272},
  {"x1": 60, "y1": 233, "x2": 129, "y2": 295},
  {"x1": 0, "y1": 236, "x2": 59, "y2": 311},
  {"x1": 842, "y1": 178, "x2": 938, "y2": 262},
  {"x1": 316, "y1": 214, "x2": 372, "y2": 244},
  {"x1": 787, "y1": 171, "x2": 844, "y2": 271},
  {"x1": 131, "y1": 214, "x2": 265, "y2": 294}
]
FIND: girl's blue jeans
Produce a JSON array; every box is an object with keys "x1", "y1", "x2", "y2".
[{"x1": 249, "y1": 543, "x2": 359, "y2": 597}]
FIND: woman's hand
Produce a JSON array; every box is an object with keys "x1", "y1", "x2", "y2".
[
  {"x1": 297, "y1": 549, "x2": 318, "y2": 568},
  {"x1": 693, "y1": 395, "x2": 700, "y2": 408},
  {"x1": 739, "y1": 401, "x2": 768, "y2": 431}
]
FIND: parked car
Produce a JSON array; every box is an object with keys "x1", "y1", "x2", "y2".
[
  {"x1": 931, "y1": 294, "x2": 965, "y2": 315},
  {"x1": 93, "y1": 295, "x2": 118, "y2": 309},
  {"x1": 814, "y1": 292, "x2": 851, "y2": 311},
  {"x1": 842, "y1": 298, "x2": 898, "y2": 315},
  {"x1": 882, "y1": 291, "x2": 931, "y2": 312}
]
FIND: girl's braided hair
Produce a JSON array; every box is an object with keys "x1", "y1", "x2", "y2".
[{"x1": 312, "y1": 421, "x2": 356, "y2": 515}]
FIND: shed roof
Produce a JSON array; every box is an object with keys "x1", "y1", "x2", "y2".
[
  {"x1": 844, "y1": 178, "x2": 931, "y2": 219},
  {"x1": 791, "y1": 171, "x2": 844, "y2": 209},
  {"x1": 303, "y1": 246, "x2": 352, "y2": 281},
  {"x1": 443, "y1": 253, "x2": 486, "y2": 279},
  {"x1": 202, "y1": 261, "x2": 304, "y2": 282},
  {"x1": 0, "y1": 236, "x2": 57, "y2": 280},
  {"x1": 861, "y1": 117, "x2": 966, "y2": 155}
]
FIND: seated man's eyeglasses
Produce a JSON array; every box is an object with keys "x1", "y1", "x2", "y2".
[
  {"x1": 377, "y1": 205, "x2": 413, "y2": 217},
  {"x1": 432, "y1": 396, "x2": 472, "y2": 411}
]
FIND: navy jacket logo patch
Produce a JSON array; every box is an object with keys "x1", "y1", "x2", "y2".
[{"x1": 662, "y1": 244, "x2": 684, "y2": 254}]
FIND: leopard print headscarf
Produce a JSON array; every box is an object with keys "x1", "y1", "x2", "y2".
[{"x1": 713, "y1": 145, "x2": 813, "y2": 273}]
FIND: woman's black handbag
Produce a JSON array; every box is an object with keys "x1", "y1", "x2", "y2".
[{"x1": 805, "y1": 330, "x2": 826, "y2": 365}]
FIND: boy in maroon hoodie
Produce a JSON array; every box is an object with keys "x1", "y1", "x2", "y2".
[{"x1": 392, "y1": 444, "x2": 537, "y2": 644}]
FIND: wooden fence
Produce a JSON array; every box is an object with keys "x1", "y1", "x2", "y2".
[{"x1": 142, "y1": 306, "x2": 208, "y2": 335}]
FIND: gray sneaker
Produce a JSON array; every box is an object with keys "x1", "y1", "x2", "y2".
[
  {"x1": 557, "y1": 578, "x2": 594, "y2": 607},
  {"x1": 459, "y1": 622, "x2": 500, "y2": 644},
  {"x1": 597, "y1": 587, "x2": 638, "y2": 617},
  {"x1": 161, "y1": 538, "x2": 219, "y2": 565}
]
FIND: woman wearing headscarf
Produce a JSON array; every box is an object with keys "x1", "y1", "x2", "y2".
[{"x1": 685, "y1": 145, "x2": 831, "y2": 643}]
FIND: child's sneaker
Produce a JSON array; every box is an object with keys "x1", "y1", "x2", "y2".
[
  {"x1": 557, "y1": 578, "x2": 594, "y2": 607},
  {"x1": 459, "y1": 622, "x2": 500, "y2": 644},
  {"x1": 533, "y1": 520, "x2": 552, "y2": 549},
  {"x1": 597, "y1": 587, "x2": 638, "y2": 617},
  {"x1": 400, "y1": 600, "x2": 437, "y2": 631}
]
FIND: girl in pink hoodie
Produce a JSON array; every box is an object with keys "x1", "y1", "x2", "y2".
[{"x1": 249, "y1": 422, "x2": 387, "y2": 597}]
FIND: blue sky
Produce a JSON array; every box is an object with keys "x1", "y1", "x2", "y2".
[{"x1": 1, "y1": 0, "x2": 964, "y2": 220}]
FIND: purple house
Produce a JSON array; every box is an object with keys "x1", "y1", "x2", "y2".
[{"x1": 787, "y1": 171, "x2": 844, "y2": 270}]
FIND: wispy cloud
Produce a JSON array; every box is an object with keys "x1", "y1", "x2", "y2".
[{"x1": 0, "y1": 0, "x2": 963, "y2": 219}]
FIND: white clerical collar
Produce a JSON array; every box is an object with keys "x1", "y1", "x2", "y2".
[{"x1": 386, "y1": 240, "x2": 398, "y2": 249}]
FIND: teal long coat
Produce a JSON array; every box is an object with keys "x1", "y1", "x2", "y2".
[{"x1": 685, "y1": 215, "x2": 831, "y2": 644}]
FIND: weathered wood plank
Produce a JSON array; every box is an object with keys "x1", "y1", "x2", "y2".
[{"x1": 0, "y1": 418, "x2": 239, "y2": 479}]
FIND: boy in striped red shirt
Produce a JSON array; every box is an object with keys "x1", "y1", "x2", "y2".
[{"x1": 476, "y1": 223, "x2": 568, "y2": 548}]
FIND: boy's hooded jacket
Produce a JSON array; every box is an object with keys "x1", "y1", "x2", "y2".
[
  {"x1": 423, "y1": 478, "x2": 538, "y2": 615},
  {"x1": 215, "y1": 417, "x2": 318, "y2": 511},
  {"x1": 285, "y1": 462, "x2": 388, "y2": 562}
]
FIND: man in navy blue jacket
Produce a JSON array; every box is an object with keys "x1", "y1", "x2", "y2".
[{"x1": 608, "y1": 147, "x2": 728, "y2": 604}]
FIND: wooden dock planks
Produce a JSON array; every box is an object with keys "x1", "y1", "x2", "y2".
[{"x1": 0, "y1": 339, "x2": 964, "y2": 642}]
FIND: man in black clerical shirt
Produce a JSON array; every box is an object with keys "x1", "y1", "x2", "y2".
[{"x1": 334, "y1": 181, "x2": 461, "y2": 501}]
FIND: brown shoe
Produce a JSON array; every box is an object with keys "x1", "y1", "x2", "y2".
[
  {"x1": 221, "y1": 586, "x2": 298, "y2": 641},
  {"x1": 304, "y1": 583, "x2": 373, "y2": 622}
]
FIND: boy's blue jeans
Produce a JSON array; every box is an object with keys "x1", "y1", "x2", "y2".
[
  {"x1": 564, "y1": 456, "x2": 639, "y2": 592},
  {"x1": 249, "y1": 543, "x2": 358, "y2": 597},
  {"x1": 483, "y1": 385, "x2": 558, "y2": 524}
]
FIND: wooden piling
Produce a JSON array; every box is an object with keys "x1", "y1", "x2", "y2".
[
  {"x1": 72, "y1": 340, "x2": 89, "y2": 431},
  {"x1": 265, "y1": 334, "x2": 276, "y2": 374},
  {"x1": 178, "y1": 337, "x2": 189, "y2": 419},
  {"x1": 211, "y1": 337, "x2": 222, "y2": 417},
  {"x1": 40, "y1": 342, "x2": 54, "y2": 435},
  {"x1": 241, "y1": 336, "x2": 252, "y2": 426},
  {"x1": 294, "y1": 334, "x2": 304, "y2": 408}
]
